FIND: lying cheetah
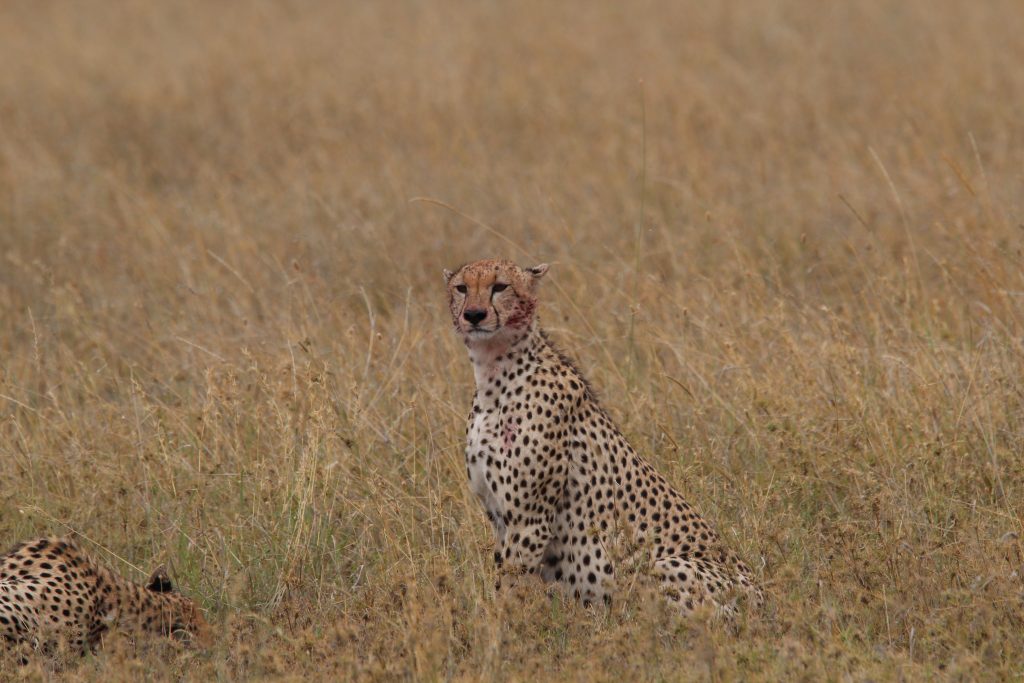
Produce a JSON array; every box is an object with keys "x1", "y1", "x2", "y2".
[
  {"x1": 445, "y1": 258, "x2": 762, "y2": 615},
  {"x1": 0, "y1": 536, "x2": 210, "y2": 655}
]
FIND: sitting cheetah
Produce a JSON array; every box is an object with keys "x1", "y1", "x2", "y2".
[
  {"x1": 0, "y1": 536, "x2": 210, "y2": 656},
  {"x1": 444, "y1": 258, "x2": 762, "y2": 615}
]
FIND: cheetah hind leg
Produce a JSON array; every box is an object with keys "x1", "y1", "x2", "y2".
[{"x1": 653, "y1": 556, "x2": 757, "y2": 621}]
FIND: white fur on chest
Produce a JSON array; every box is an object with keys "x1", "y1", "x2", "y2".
[
  {"x1": 465, "y1": 339, "x2": 538, "y2": 546},
  {"x1": 466, "y1": 404, "x2": 507, "y2": 544}
]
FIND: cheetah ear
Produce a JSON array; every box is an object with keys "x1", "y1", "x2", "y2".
[
  {"x1": 443, "y1": 268, "x2": 455, "y2": 284},
  {"x1": 146, "y1": 566, "x2": 175, "y2": 593},
  {"x1": 528, "y1": 263, "x2": 549, "y2": 279}
]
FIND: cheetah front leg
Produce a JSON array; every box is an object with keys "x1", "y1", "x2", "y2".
[
  {"x1": 485, "y1": 510, "x2": 508, "y2": 570},
  {"x1": 556, "y1": 529, "x2": 615, "y2": 606},
  {"x1": 495, "y1": 515, "x2": 555, "y2": 591},
  {"x1": 493, "y1": 471, "x2": 564, "y2": 588},
  {"x1": 489, "y1": 399, "x2": 577, "y2": 593}
]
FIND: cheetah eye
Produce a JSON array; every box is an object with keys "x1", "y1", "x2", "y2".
[
  {"x1": 492, "y1": 283, "x2": 508, "y2": 293},
  {"x1": 455, "y1": 284, "x2": 467, "y2": 294}
]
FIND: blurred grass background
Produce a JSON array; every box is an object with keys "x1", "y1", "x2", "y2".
[{"x1": 1, "y1": 0, "x2": 1023, "y2": 679}]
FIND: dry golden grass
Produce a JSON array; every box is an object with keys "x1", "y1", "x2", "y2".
[{"x1": 1, "y1": 0, "x2": 1023, "y2": 679}]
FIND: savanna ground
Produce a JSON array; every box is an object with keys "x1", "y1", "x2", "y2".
[{"x1": 1, "y1": 0, "x2": 1023, "y2": 680}]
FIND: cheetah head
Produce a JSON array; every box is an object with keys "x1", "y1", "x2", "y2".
[
  {"x1": 444, "y1": 259, "x2": 549, "y2": 344},
  {"x1": 146, "y1": 566, "x2": 213, "y2": 648}
]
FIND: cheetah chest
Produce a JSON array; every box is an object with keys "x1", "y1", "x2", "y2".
[{"x1": 466, "y1": 404, "x2": 513, "y2": 544}]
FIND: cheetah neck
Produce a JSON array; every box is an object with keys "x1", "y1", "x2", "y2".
[
  {"x1": 93, "y1": 564, "x2": 181, "y2": 633},
  {"x1": 466, "y1": 320, "x2": 543, "y2": 391},
  {"x1": 93, "y1": 562, "x2": 133, "y2": 612},
  {"x1": 130, "y1": 585, "x2": 190, "y2": 634}
]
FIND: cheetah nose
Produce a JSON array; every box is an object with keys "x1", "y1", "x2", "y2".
[{"x1": 463, "y1": 308, "x2": 487, "y2": 325}]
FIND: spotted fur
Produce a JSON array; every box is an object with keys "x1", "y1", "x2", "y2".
[
  {"x1": 445, "y1": 258, "x2": 762, "y2": 616},
  {"x1": 0, "y1": 536, "x2": 210, "y2": 655}
]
